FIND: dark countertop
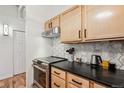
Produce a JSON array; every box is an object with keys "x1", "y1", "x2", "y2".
[{"x1": 51, "y1": 61, "x2": 124, "y2": 88}]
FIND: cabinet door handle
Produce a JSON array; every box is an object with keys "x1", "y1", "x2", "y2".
[
  {"x1": 54, "y1": 71, "x2": 60, "y2": 75},
  {"x1": 48, "y1": 23, "x2": 50, "y2": 28},
  {"x1": 89, "y1": 81, "x2": 94, "y2": 88},
  {"x1": 79, "y1": 30, "x2": 81, "y2": 39},
  {"x1": 53, "y1": 82, "x2": 60, "y2": 87},
  {"x1": 72, "y1": 79, "x2": 82, "y2": 85},
  {"x1": 51, "y1": 22, "x2": 52, "y2": 28},
  {"x1": 84, "y1": 29, "x2": 87, "y2": 38}
]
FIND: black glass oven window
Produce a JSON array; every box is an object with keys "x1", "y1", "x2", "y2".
[{"x1": 34, "y1": 67, "x2": 46, "y2": 88}]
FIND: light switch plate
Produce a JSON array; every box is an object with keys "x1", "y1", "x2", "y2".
[{"x1": 3, "y1": 24, "x2": 9, "y2": 36}]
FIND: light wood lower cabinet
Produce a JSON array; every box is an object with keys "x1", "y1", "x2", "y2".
[
  {"x1": 89, "y1": 81, "x2": 107, "y2": 88},
  {"x1": 67, "y1": 83, "x2": 79, "y2": 88},
  {"x1": 51, "y1": 67, "x2": 107, "y2": 88},
  {"x1": 67, "y1": 73, "x2": 89, "y2": 88},
  {"x1": 51, "y1": 67, "x2": 66, "y2": 80},
  {"x1": 94, "y1": 83, "x2": 106, "y2": 88},
  {"x1": 51, "y1": 75, "x2": 65, "y2": 88},
  {"x1": 51, "y1": 67, "x2": 66, "y2": 88}
]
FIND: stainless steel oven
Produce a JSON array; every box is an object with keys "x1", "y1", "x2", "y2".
[
  {"x1": 33, "y1": 62, "x2": 49, "y2": 88},
  {"x1": 32, "y1": 56, "x2": 67, "y2": 88}
]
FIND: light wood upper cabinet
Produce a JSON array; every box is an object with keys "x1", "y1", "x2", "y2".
[
  {"x1": 60, "y1": 6, "x2": 83, "y2": 42},
  {"x1": 45, "y1": 15, "x2": 60, "y2": 31},
  {"x1": 85, "y1": 5, "x2": 124, "y2": 41},
  {"x1": 51, "y1": 16, "x2": 60, "y2": 28},
  {"x1": 45, "y1": 20, "x2": 51, "y2": 31},
  {"x1": 44, "y1": 5, "x2": 124, "y2": 43}
]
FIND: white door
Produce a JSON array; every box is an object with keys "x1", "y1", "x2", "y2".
[{"x1": 13, "y1": 30, "x2": 25, "y2": 75}]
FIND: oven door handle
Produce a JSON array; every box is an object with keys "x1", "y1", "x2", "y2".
[{"x1": 33, "y1": 64, "x2": 47, "y2": 73}]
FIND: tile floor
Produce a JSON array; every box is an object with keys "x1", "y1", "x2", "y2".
[{"x1": 0, "y1": 73, "x2": 26, "y2": 88}]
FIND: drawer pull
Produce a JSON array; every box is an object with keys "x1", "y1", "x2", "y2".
[
  {"x1": 84, "y1": 29, "x2": 87, "y2": 38},
  {"x1": 48, "y1": 23, "x2": 51, "y2": 28},
  {"x1": 54, "y1": 71, "x2": 60, "y2": 75},
  {"x1": 51, "y1": 22, "x2": 52, "y2": 28},
  {"x1": 89, "y1": 81, "x2": 94, "y2": 88},
  {"x1": 72, "y1": 79, "x2": 82, "y2": 85},
  {"x1": 54, "y1": 82, "x2": 60, "y2": 87},
  {"x1": 79, "y1": 30, "x2": 81, "y2": 39}
]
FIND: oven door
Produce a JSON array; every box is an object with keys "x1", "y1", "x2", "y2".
[{"x1": 33, "y1": 64, "x2": 48, "y2": 88}]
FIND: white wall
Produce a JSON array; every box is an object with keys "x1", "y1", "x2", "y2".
[
  {"x1": 13, "y1": 31, "x2": 26, "y2": 75},
  {"x1": 0, "y1": 6, "x2": 25, "y2": 31},
  {"x1": 0, "y1": 5, "x2": 25, "y2": 80},
  {"x1": 25, "y1": 5, "x2": 71, "y2": 87}
]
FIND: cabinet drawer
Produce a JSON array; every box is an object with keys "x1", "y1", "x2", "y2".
[
  {"x1": 51, "y1": 75, "x2": 65, "y2": 88},
  {"x1": 67, "y1": 83, "x2": 79, "y2": 88},
  {"x1": 51, "y1": 67, "x2": 66, "y2": 80},
  {"x1": 94, "y1": 83, "x2": 105, "y2": 88},
  {"x1": 67, "y1": 73, "x2": 89, "y2": 88},
  {"x1": 89, "y1": 81, "x2": 107, "y2": 88}
]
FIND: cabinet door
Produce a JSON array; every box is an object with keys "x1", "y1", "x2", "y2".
[
  {"x1": 67, "y1": 83, "x2": 79, "y2": 88},
  {"x1": 93, "y1": 83, "x2": 106, "y2": 88},
  {"x1": 67, "y1": 73, "x2": 89, "y2": 88},
  {"x1": 45, "y1": 16, "x2": 60, "y2": 31},
  {"x1": 89, "y1": 81, "x2": 107, "y2": 88},
  {"x1": 51, "y1": 16, "x2": 60, "y2": 28},
  {"x1": 45, "y1": 20, "x2": 51, "y2": 31},
  {"x1": 51, "y1": 67, "x2": 66, "y2": 80},
  {"x1": 51, "y1": 75, "x2": 65, "y2": 88},
  {"x1": 60, "y1": 6, "x2": 82, "y2": 42},
  {"x1": 85, "y1": 5, "x2": 124, "y2": 40}
]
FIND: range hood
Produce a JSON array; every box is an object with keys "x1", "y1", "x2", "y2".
[{"x1": 41, "y1": 27, "x2": 60, "y2": 38}]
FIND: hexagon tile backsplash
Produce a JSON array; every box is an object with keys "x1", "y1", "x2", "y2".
[{"x1": 52, "y1": 38, "x2": 124, "y2": 70}]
